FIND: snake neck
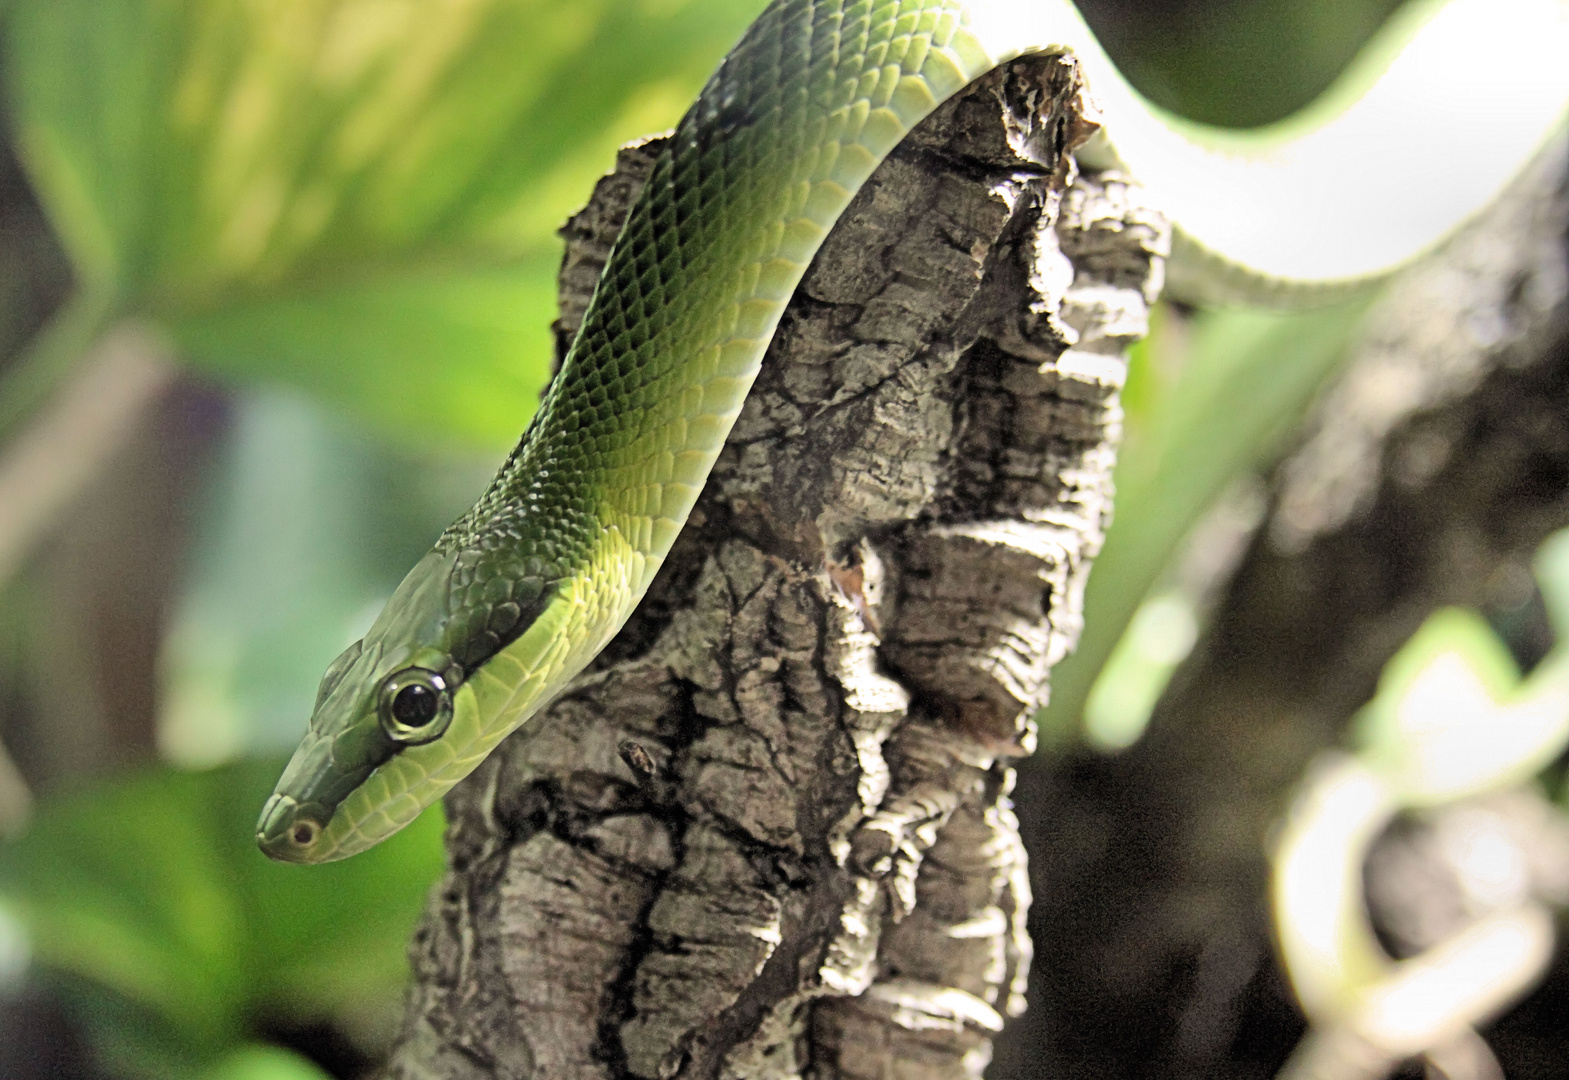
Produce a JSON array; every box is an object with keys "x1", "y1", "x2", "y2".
[{"x1": 437, "y1": 0, "x2": 1011, "y2": 675}]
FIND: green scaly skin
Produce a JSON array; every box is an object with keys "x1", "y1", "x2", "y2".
[{"x1": 259, "y1": 0, "x2": 1569, "y2": 862}]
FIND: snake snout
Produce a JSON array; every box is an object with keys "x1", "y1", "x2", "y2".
[{"x1": 256, "y1": 793, "x2": 327, "y2": 863}]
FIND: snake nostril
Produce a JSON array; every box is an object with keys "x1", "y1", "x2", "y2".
[{"x1": 291, "y1": 820, "x2": 319, "y2": 846}]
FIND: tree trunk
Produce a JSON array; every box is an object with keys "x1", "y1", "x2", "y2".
[{"x1": 384, "y1": 53, "x2": 1166, "y2": 1080}]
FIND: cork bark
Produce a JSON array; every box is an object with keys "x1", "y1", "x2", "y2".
[
  {"x1": 384, "y1": 54, "x2": 1167, "y2": 1080},
  {"x1": 996, "y1": 139, "x2": 1569, "y2": 1080}
]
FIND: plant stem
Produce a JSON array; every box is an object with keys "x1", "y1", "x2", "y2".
[{"x1": 0, "y1": 288, "x2": 123, "y2": 443}]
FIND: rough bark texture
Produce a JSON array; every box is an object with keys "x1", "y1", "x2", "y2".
[
  {"x1": 384, "y1": 54, "x2": 1167, "y2": 1080},
  {"x1": 994, "y1": 139, "x2": 1569, "y2": 1080}
]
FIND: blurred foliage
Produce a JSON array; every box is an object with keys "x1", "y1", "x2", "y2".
[
  {"x1": 0, "y1": 0, "x2": 1477, "y2": 1077},
  {"x1": 159, "y1": 389, "x2": 492, "y2": 765},
  {"x1": 1044, "y1": 298, "x2": 1372, "y2": 743},
  {"x1": 1354, "y1": 530, "x2": 1569, "y2": 807},
  {"x1": 0, "y1": 0, "x2": 772, "y2": 1074},
  {"x1": 201, "y1": 1047, "x2": 333, "y2": 1080},
  {"x1": 4, "y1": 0, "x2": 767, "y2": 448},
  {"x1": 1270, "y1": 532, "x2": 1569, "y2": 1070},
  {"x1": 0, "y1": 759, "x2": 442, "y2": 1079}
]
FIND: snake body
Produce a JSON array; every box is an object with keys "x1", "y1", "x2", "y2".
[{"x1": 259, "y1": 0, "x2": 1569, "y2": 862}]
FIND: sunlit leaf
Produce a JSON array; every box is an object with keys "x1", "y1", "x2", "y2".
[
  {"x1": 202, "y1": 1045, "x2": 333, "y2": 1080},
  {"x1": 169, "y1": 256, "x2": 560, "y2": 448},
  {"x1": 5, "y1": 0, "x2": 765, "y2": 446},
  {"x1": 1354, "y1": 605, "x2": 1569, "y2": 805}
]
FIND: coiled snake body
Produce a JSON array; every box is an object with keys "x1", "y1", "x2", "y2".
[{"x1": 259, "y1": 0, "x2": 1569, "y2": 862}]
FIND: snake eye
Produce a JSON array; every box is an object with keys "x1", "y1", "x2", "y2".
[{"x1": 378, "y1": 667, "x2": 453, "y2": 745}]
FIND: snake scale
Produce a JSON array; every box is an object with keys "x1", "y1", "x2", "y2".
[{"x1": 259, "y1": 0, "x2": 1569, "y2": 862}]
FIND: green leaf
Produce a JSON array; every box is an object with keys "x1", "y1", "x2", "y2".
[
  {"x1": 0, "y1": 760, "x2": 443, "y2": 1074},
  {"x1": 1352, "y1": 600, "x2": 1569, "y2": 806},
  {"x1": 169, "y1": 256, "x2": 560, "y2": 450},
  {"x1": 6, "y1": 0, "x2": 766, "y2": 446},
  {"x1": 0, "y1": 770, "x2": 247, "y2": 1050},
  {"x1": 202, "y1": 1046, "x2": 334, "y2": 1080}
]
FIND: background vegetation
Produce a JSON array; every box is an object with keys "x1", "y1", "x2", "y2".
[{"x1": 10, "y1": 1, "x2": 1561, "y2": 1078}]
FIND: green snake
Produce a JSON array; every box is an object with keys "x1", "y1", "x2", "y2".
[{"x1": 258, "y1": 0, "x2": 1569, "y2": 863}]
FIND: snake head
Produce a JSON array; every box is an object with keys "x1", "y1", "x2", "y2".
[{"x1": 257, "y1": 548, "x2": 464, "y2": 863}]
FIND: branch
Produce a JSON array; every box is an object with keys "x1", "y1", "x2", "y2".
[
  {"x1": 385, "y1": 53, "x2": 1166, "y2": 1080},
  {"x1": 0, "y1": 320, "x2": 175, "y2": 586}
]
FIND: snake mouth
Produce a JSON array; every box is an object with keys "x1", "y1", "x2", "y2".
[{"x1": 256, "y1": 793, "x2": 328, "y2": 863}]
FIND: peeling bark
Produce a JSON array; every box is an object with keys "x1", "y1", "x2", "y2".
[
  {"x1": 996, "y1": 140, "x2": 1569, "y2": 1080},
  {"x1": 385, "y1": 54, "x2": 1166, "y2": 1080}
]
